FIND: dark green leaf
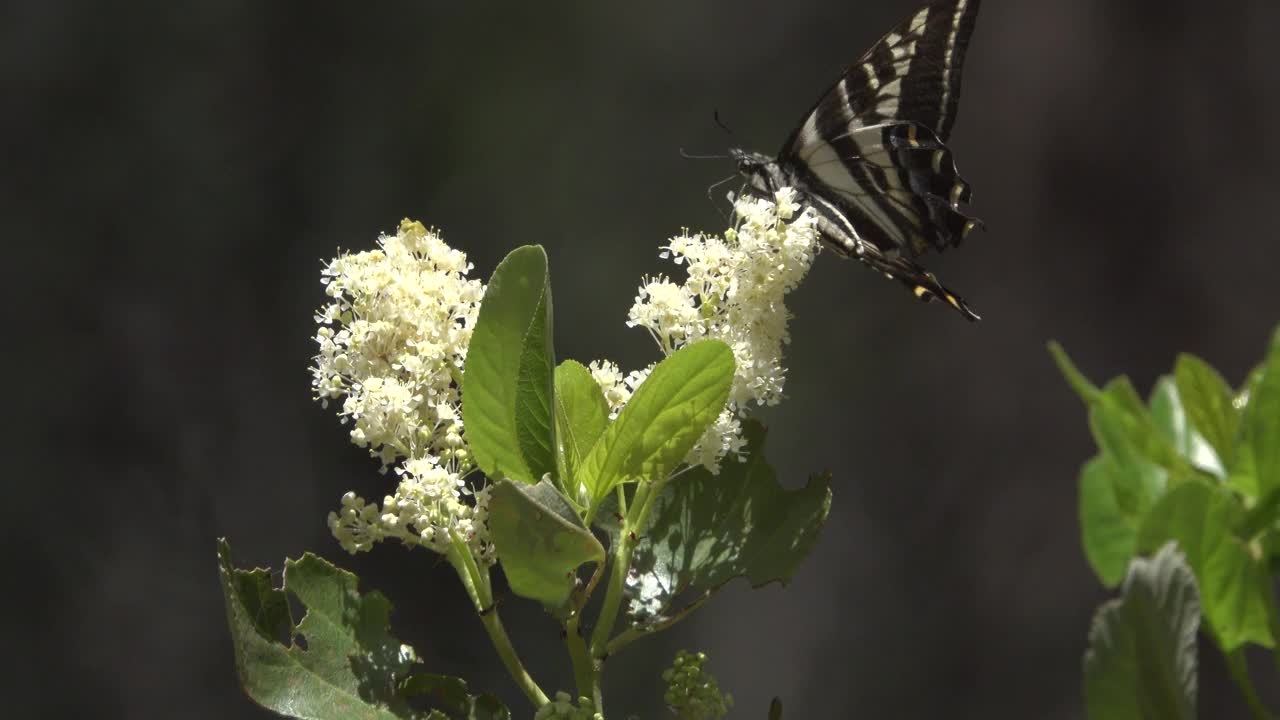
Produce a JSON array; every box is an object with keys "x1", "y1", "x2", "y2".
[
  {"x1": 1136, "y1": 482, "x2": 1274, "y2": 650},
  {"x1": 1083, "y1": 542, "x2": 1199, "y2": 720},
  {"x1": 1079, "y1": 457, "x2": 1139, "y2": 587},
  {"x1": 1174, "y1": 354, "x2": 1239, "y2": 471},
  {"x1": 487, "y1": 479, "x2": 605, "y2": 610},
  {"x1": 578, "y1": 341, "x2": 735, "y2": 505},
  {"x1": 624, "y1": 420, "x2": 831, "y2": 625},
  {"x1": 463, "y1": 246, "x2": 555, "y2": 484},
  {"x1": 1244, "y1": 326, "x2": 1280, "y2": 496},
  {"x1": 553, "y1": 360, "x2": 610, "y2": 500},
  {"x1": 399, "y1": 674, "x2": 511, "y2": 720},
  {"x1": 218, "y1": 538, "x2": 481, "y2": 719}
]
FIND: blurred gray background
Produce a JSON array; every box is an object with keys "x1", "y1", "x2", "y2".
[{"x1": 8, "y1": 0, "x2": 1280, "y2": 717}]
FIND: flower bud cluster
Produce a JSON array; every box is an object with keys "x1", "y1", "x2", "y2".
[
  {"x1": 662, "y1": 650, "x2": 734, "y2": 720},
  {"x1": 533, "y1": 691, "x2": 603, "y2": 720}
]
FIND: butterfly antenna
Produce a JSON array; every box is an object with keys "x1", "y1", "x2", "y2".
[
  {"x1": 714, "y1": 109, "x2": 735, "y2": 137},
  {"x1": 679, "y1": 148, "x2": 729, "y2": 160},
  {"x1": 705, "y1": 173, "x2": 739, "y2": 223}
]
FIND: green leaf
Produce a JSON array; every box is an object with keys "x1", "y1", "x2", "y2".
[
  {"x1": 623, "y1": 420, "x2": 832, "y2": 625},
  {"x1": 1079, "y1": 456, "x2": 1139, "y2": 587},
  {"x1": 487, "y1": 479, "x2": 605, "y2": 610},
  {"x1": 1150, "y1": 376, "x2": 1226, "y2": 479},
  {"x1": 578, "y1": 340, "x2": 735, "y2": 506},
  {"x1": 1083, "y1": 542, "x2": 1199, "y2": 720},
  {"x1": 462, "y1": 246, "x2": 555, "y2": 485},
  {"x1": 553, "y1": 360, "x2": 610, "y2": 501},
  {"x1": 1244, "y1": 326, "x2": 1280, "y2": 496},
  {"x1": 1174, "y1": 354, "x2": 1239, "y2": 471},
  {"x1": 218, "y1": 538, "x2": 502, "y2": 720},
  {"x1": 1089, "y1": 400, "x2": 1168, "y2": 515},
  {"x1": 1049, "y1": 341, "x2": 1102, "y2": 404},
  {"x1": 769, "y1": 698, "x2": 783, "y2": 720},
  {"x1": 399, "y1": 675, "x2": 510, "y2": 720},
  {"x1": 1136, "y1": 482, "x2": 1275, "y2": 650},
  {"x1": 1095, "y1": 378, "x2": 1191, "y2": 479}
]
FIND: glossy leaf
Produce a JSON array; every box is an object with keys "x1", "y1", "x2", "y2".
[
  {"x1": 1136, "y1": 482, "x2": 1274, "y2": 650},
  {"x1": 487, "y1": 479, "x2": 604, "y2": 610},
  {"x1": 1174, "y1": 354, "x2": 1238, "y2": 471},
  {"x1": 462, "y1": 246, "x2": 555, "y2": 484},
  {"x1": 1079, "y1": 456, "x2": 1138, "y2": 588},
  {"x1": 218, "y1": 538, "x2": 488, "y2": 719},
  {"x1": 1083, "y1": 543, "x2": 1199, "y2": 720},
  {"x1": 1150, "y1": 377, "x2": 1225, "y2": 479},
  {"x1": 553, "y1": 360, "x2": 610, "y2": 500},
  {"x1": 624, "y1": 420, "x2": 832, "y2": 625},
  {"x1": 578, "y1": 340, "x2": 735, "y2": 505},
  {"x1": 1244, "y1": 326, "x2": 1280, "y2": 496}
]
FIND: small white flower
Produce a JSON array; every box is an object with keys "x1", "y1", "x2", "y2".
[
  {"x1": 316, "y1": 220, "x2": 492, "y2": 561},
  {"x1": 619, "y1": 189, "x2": 820, "y2": 472}
]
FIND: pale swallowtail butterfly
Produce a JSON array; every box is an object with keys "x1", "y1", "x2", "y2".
[{"x1": 732, "y1": 0, "x2": 984, "y2": 320}]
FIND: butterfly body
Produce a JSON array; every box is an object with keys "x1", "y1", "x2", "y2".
[{"x1": 732, "y1": 0, "x2": 984, "y2": 321}]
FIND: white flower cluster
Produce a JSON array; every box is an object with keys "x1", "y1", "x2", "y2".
[
  {"x1": 611, "y1": 188, "x2": 820, "y2": 473},
  {"x1": 327, "y1": 457, "x2": 495, "y2": 562},
  {"x1": 313, "y1": 220, "x2": 493, "y2": 561}
]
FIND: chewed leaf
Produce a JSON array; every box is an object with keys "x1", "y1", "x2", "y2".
[
  {"x1": 623, "y1": 420, "x2": 831, "y2": 625},
  {"x1": 399, "y1": 675, "x2": 510, "y2": 720},
  {"x1": 217, "y1": 538, "x2": 507, "y2": 719}
]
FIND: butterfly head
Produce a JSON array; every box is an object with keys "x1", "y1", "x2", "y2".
[{"x1": 729, "y1": 148, "x2": 786, "y2": 198}]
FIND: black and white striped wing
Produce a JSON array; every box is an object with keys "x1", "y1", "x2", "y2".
[{"x1": 782, "y1": 0, "x2": 982, "y2": 259}]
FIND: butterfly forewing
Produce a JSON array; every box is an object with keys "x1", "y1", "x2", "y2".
[{"x1": 732, "y1": 0, "x2": 986, "y2": 320}]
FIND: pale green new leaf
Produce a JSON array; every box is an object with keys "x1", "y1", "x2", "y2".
[
  {"x1": 1136, "y1": 482, "x2": 1274, "y2": 650},
  {"x1": 1173, "y1": 354, "x2": 1238, "y2": 472},
  {"x1": 578, "y1": 340, "x2": 735, "y2": 506},
  {"x1": 553, "y1": 360, "x2": 610, "y2": 499},
  {"x1": 1079, "y1": 456, "x2": 1139, "y2": 588}
]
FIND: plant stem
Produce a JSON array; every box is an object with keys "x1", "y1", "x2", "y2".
[
  {"x1": 480, "y1": 610, "x2": 549, "y2": 708},
  {"x1": 1222, "y1": 647, "x2": 1274, "y2": 720},
  {"x1": 563, "y1": 615, "x2": 595, "y2": 702},
  {"x1": 449, "y1": 533, "x2": 549, "y2": 709},
  {"x1": 605, "y1": 594, "x2": 710, "y2": 656},
  {"x1": 589, "y1": 482, "x2": 653, "y2": 658}
]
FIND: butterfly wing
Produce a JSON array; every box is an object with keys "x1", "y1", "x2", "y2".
[
  {"x1": 781, "y1": 0, "x2": 983, "y2": 259},
  {"x1": 783, "y1": 0, "x2": 981, "y2": 152}
]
